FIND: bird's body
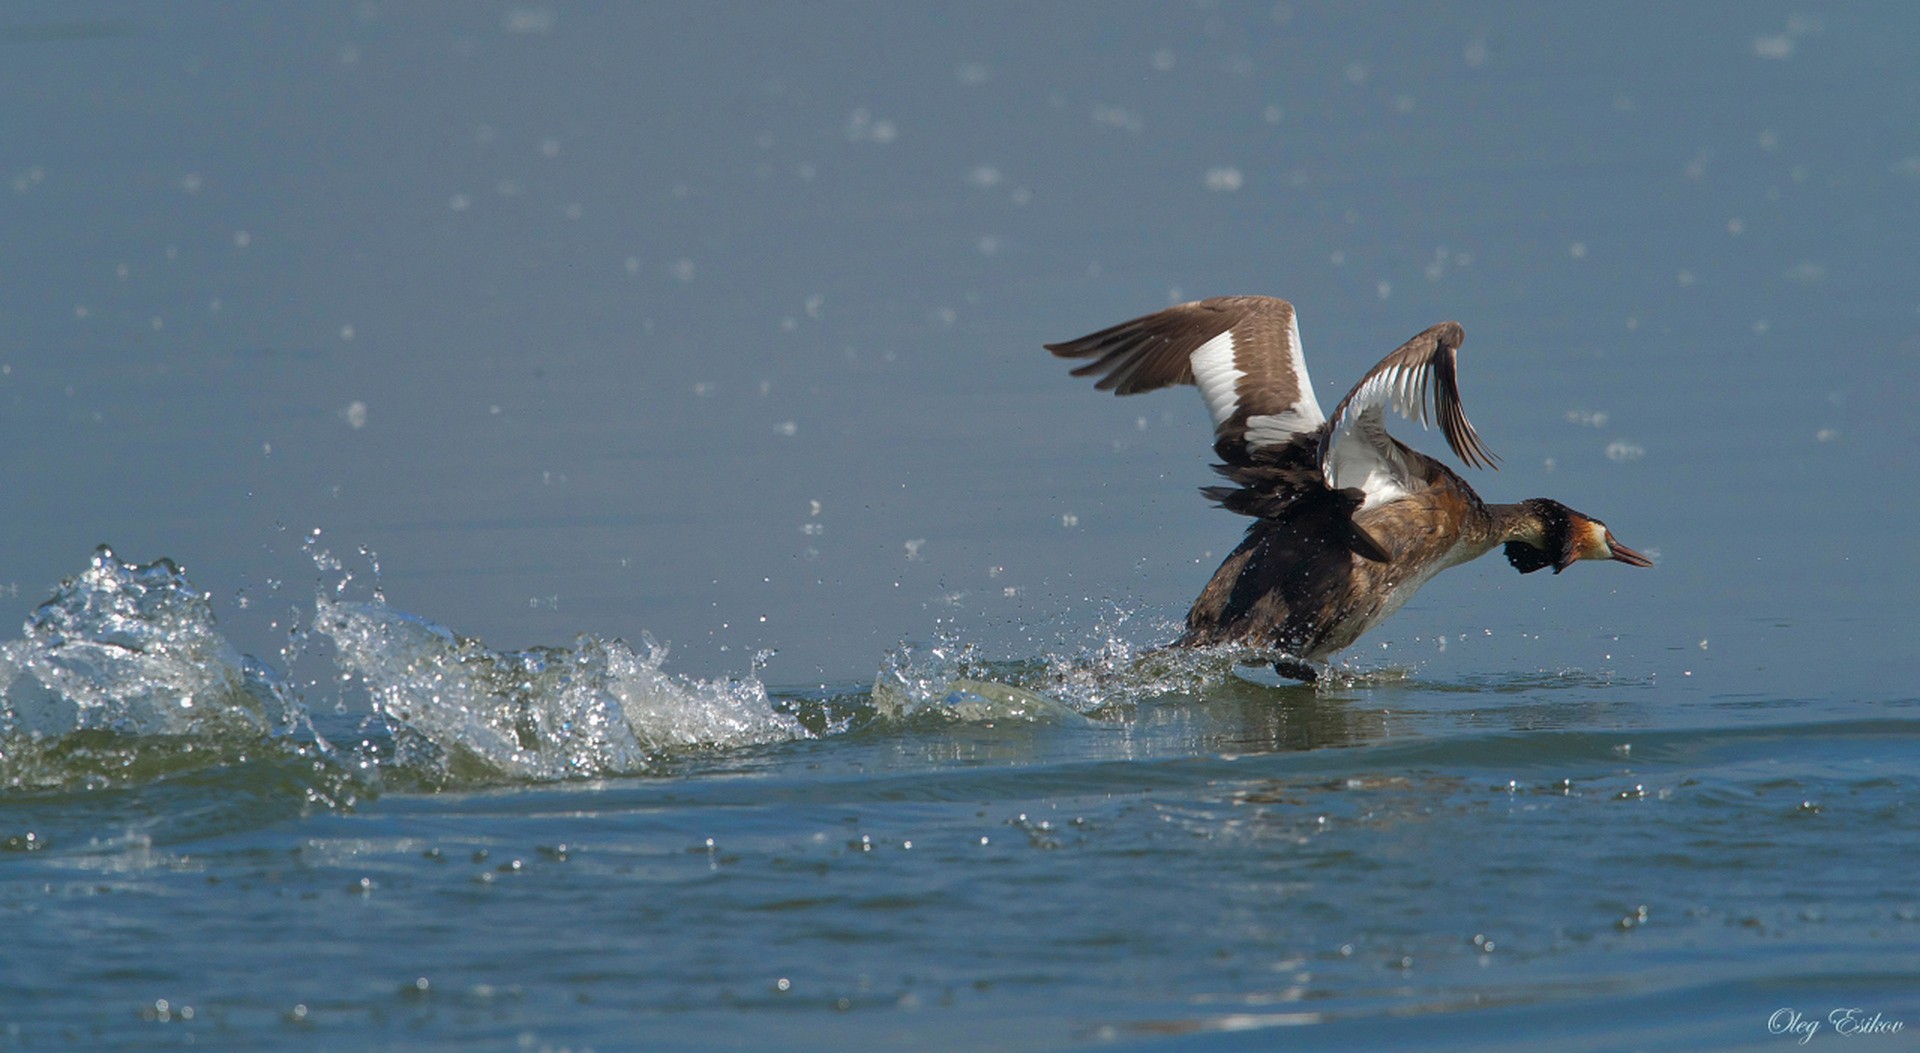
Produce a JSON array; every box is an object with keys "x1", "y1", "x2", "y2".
[{"x1": 1045, "y1": 295, "x2": 1650, "y2": 681}]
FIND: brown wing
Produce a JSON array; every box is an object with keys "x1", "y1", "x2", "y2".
[{"x1": 1045, "y1": 296, "x2": 1327, "y2": 458}]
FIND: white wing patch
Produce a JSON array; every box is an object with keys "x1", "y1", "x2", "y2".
[
  {"x1": 1190, "y1": 329, "x2": 1245, "y2": 428},
  {"x1": 1283, "y1": 310, "x2": 1326, "y2": 425},
  {"x1": 1323, "y1": 364, "x2": 1427, "y2": 509},
  {"x1": 1245, "y1": 409, "x2": 1321, "y2": 447},
  {"x1": 1327, "y1": 447, "x2": 1413, "y2": 509}
]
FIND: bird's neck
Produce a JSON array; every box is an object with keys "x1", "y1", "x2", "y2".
[{"x1": 1487, "y1": 500, "x2": 1553, "y2": 548}]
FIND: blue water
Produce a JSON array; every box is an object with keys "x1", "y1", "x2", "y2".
[{"x1": 5, "y1": 3, "x2": 1919, "y2": 1050}]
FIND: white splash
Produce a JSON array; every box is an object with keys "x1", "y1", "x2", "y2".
[
  {"x1": 316, "y1": 598, "x2": 805, "y2": 781},
  {"x1": 870, "y1": 641, "x2": 1081, "y2": 723},
  {"x1": 0, "y1": 547, "x2": 298, "y2": 742}
]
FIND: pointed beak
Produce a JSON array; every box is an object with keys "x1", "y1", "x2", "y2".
[{"x1": 1606, "y1": 534, "x2": 1654, "y2": 568}]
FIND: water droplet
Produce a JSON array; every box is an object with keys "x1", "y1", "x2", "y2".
[{"x1": 1203, "y1": 166, "x2": 1243, "y2": 192}]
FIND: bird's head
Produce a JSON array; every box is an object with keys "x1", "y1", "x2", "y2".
[{"x1": 1505, "y1": 498, "x2": 1653, "y2": 574}]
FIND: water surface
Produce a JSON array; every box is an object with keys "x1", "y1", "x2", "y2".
[{"x1": 4, "y1": 3, "x2": 1917, "y2": 1049}]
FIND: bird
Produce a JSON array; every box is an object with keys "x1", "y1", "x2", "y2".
[{"x1": 1045, "y1": 295, "x2": 1651, "y2": 683}]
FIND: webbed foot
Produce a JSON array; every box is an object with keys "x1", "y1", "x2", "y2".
[{"x1": 1274, "y1": 659, "x2": 1318, "y2": 684}]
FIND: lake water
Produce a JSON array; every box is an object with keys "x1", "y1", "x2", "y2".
[{"x1": 4, "y1": 4, "x2": 1918, "y2": 1050}]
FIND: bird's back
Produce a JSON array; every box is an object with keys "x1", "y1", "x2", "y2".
[
  {"x1": 1180, "y1": 433, "x2": 1371, "y2": 655},
  {"x1": 1183, "y1": 445, "x2": 1490, "y2": 658}
]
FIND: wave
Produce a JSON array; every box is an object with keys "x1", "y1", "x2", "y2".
[
  {"x1": 0, "y1": 547, "x2": 1354, "y2": 802},
  {"x1": 0, "y1": 548, "x2": 313, "y2": 794},
  {"x1": 867, "y1": 629, "x2": 1258, "y2": 723},
  {"x1": 0, "y1": 548, "x2": 822, "y2": 796},
  {"x1": 0, "y1": 548, "x2": 1185, "y2": 800},
  {"x1": 316, "y1": 597, "x2": 806, "y2": 785}
]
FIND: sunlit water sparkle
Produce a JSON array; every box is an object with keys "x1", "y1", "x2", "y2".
[{"x1": 7, "y1": 4, "x2": 1920, "y2": 1050}]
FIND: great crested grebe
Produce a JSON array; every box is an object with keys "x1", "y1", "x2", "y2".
[{"x1": 1046, "y1": 295, "x2": 1651, "y2": 682}]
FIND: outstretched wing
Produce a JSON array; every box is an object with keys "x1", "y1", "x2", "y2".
[
  {"x1": 1321, "y1": 321, "x2": 1498, "y2": 508},
  {"x1": 1045, "y1": 296, "x2": 1326, "y2": 460}
]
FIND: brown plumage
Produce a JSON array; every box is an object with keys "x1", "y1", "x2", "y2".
[{"x1": 1046, "y1": 296, "x2": 1651, "y2": 682}]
